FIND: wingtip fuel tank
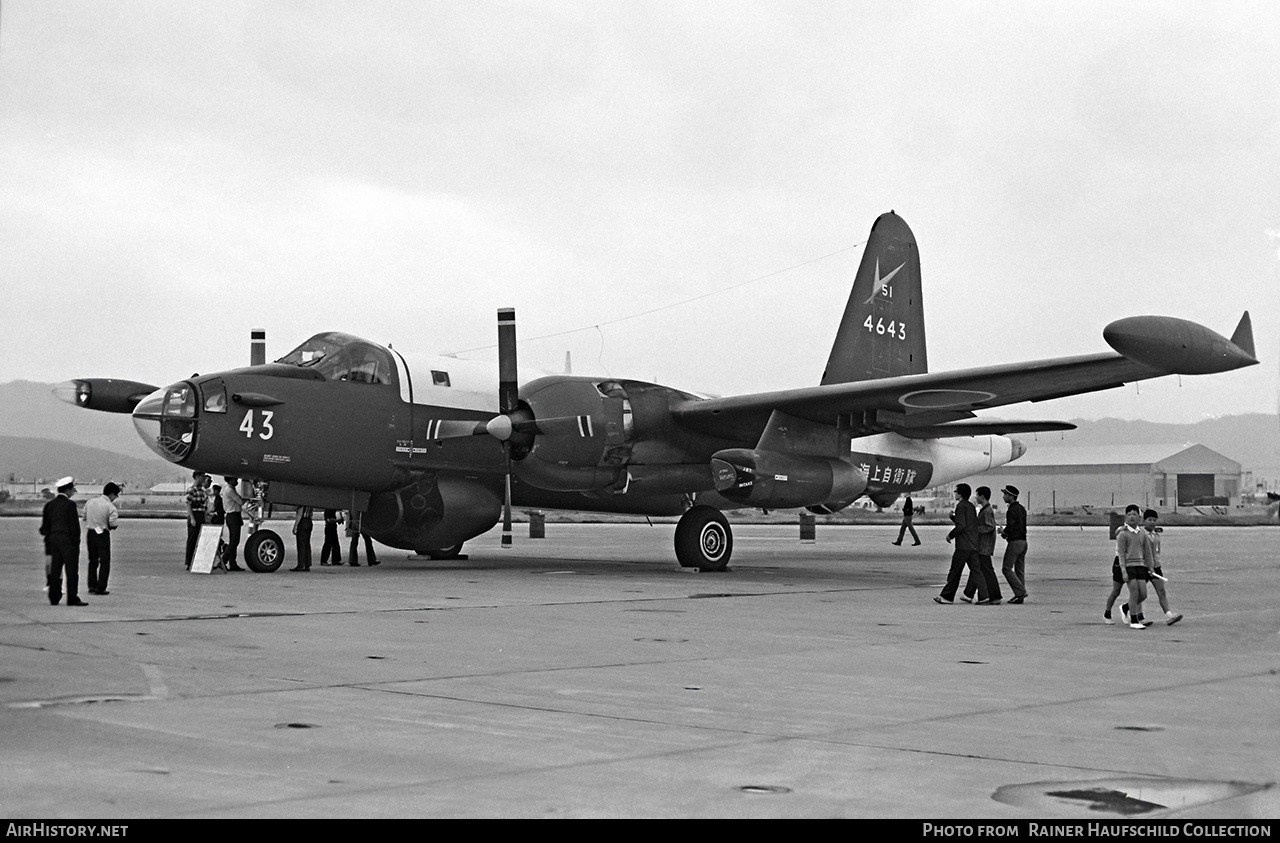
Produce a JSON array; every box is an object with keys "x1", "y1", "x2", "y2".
[
  {"x1": 1103, "y1": 313, "x2": 1259, "y2": 375},
  {"x1": 53, "y1": 379, "x2": 160, "y2": 414}
]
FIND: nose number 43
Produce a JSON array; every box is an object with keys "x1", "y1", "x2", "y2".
[{"x1": 239, "y1": 410, "x2": 275, "y2": 440}]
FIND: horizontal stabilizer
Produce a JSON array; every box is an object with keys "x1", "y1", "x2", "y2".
[{"x1": 893, "y1": 420, "x2": 1076, "y2": 440}]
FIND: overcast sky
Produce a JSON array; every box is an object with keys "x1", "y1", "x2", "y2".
[{"x1": 2, "y1": 1, "x2": 1276, "y2": 426}]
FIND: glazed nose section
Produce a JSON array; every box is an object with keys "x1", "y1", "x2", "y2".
[
  {"x1": 132, "y1": 383, "x2": 197, "y2": 463},
  {"x1": 132, "y1": 386, "x2": 169, "y2": 461},
  {"x1": 1009, "y1": 436, "x2": 1026, "y2": 462}
]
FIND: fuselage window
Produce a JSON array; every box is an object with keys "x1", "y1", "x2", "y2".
[
  {"x1": 431, "y1": 370, "x2": 451, "y2": 387},
  {"x1": 201, "y1": 380, "x2": 227, "y2": 413},
  {"x1": 324, "y1": 345, "x2": 395, "y2": 386}
]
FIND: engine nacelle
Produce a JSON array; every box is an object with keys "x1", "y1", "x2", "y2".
[
  {"x1": 365, "y1": 473, "x2": 501, "y2": 553},
  {"x1": 53, "y1": 378, "x2": 159, "y2": 414},
  {"x1": 711, "y1": 449, "x2": 868, "y2": 509},
  {"x1": 515, "y1": 376, "x2": 640, "y2": 492}
]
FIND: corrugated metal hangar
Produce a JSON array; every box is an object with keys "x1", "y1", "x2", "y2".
[{"x1": 971, "y1": 443, "x2": 1243, "y2": 512}]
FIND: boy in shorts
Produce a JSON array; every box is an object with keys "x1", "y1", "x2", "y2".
[
  {"x1": 1103, "y1": 504, "x2": 1153, "y2": 628},
  {"x1": 1143, "y1": 509, "x2": 1183, "y2": 625}
]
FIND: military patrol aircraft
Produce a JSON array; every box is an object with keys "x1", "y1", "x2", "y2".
[{"x1": 56, "y1": 212, "x2": 1258, "y2": 572}]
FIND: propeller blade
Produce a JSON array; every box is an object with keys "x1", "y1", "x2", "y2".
[
  {"x1": 496, "y1": 307, "x2": 518, "y2": 548},
  {"x1": 510, "y1": 414, "x2": 597, "y2": 438},
  {"x1": 423, "y1": 419, "x2": 490, "y2": 440},
  {"x1": 498, "y1": 308, "x2": 518, "y2": 415},
  {"x1": 501, "y1": 442, "x2": 513, "y2": 549}
]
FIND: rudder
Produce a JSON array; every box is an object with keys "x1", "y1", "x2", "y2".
[{"x1": 820, "y1": 211, "x2": 927, "y2": 384}]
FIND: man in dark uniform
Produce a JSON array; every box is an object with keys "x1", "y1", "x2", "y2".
[
  {"x1": 892, "y1": 495, "x2": 921, "y2": 546},
  {"x1": 40, "y1": 476, "x2": 87, "y2": 606},
  {"x1": 934, "y1": 483, "x2": 988, "y2": 604}
]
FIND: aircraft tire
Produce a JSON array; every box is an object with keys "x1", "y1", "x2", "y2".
[
  {"x1": 425, "y1": 543, "x2": 465, "y2": 560},
  {"x1": 243, "y1": 530, "x2": 286, "y2": 573},
  {"x1": 674, "y1": 505, "x2": 732, "y2": 571}
]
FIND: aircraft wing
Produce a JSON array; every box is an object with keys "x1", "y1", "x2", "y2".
[{"x1": 670, "y1": 313, "x2": 1258, "y2": 442}]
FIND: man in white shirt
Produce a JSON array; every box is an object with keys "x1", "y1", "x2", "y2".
[
  {"x1": 220, "y1": 477, "x2": 246, "y2": 571},
  {"x1": 85, "y1": 482, "x2": 121, "y2": 595}
]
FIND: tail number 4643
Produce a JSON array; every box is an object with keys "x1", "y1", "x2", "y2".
[
  {"x1": 239, "y1": 409, "x2": 275, "y2": 440},
  {"x1": 864, "y1": 315, "x2": 907, "y2": 340}
]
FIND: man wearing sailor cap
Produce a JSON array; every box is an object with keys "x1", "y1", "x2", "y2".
[{"x1": 40, "y1": 476, "x2": 87, "y2": 606}]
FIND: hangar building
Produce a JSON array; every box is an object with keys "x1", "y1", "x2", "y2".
[{"x1": 970, "y1": 443, "x2": 1243, "y2": 512}]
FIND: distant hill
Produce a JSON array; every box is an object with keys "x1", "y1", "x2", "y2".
[
  {"x1": 0, "y1": 380, "x2": 157, "y2": 460},
  {"x1": 0, "y1": 435, "x2": 181, "y2": 490}
]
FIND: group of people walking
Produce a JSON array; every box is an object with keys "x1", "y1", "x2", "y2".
[
  {"x1": 1104, "y1": 505, "x2": 1182, "y2": 628},
  {"x1": 916, "y1": 482, "x2": 1182, "y2": 626},
  {"x1": 933, "y1": 483, "x2": 1028, "y2": 605}
]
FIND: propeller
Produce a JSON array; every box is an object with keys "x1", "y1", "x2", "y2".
[{"x1": 422, "y1": 308, "x2": 599, "y2": 548}]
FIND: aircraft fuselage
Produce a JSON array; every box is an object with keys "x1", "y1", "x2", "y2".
[{"x1": 124, "y1": 333, "x2": 1021, "y2": 554}]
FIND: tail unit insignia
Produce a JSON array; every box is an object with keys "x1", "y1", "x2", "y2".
[{"x1": 821, "y1": 211, "x2": 927, "y2": 385}]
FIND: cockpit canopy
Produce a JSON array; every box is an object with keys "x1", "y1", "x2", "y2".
[{"x1": 276, "y1": 332, "x2": 397, "y2": 387}]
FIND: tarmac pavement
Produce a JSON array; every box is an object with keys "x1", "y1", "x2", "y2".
[{"x1": 1, "y1": 518, "x2": 1276, "y2": 819}]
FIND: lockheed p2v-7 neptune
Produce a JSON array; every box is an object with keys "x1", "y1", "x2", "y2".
[{"x1": 57, "y1": 212, "x2": 1258, "y2": 571}]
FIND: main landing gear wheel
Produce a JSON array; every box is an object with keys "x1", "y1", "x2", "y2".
[
  {"x1": 674, "y1": 505, "x2": 732, "y2": 571},
  {"x1": 243, "y1": 530, "x2": 286, "y2": 573},
  {"x1": 426, "y1": 543, "x2": 465, "y2": 560}
]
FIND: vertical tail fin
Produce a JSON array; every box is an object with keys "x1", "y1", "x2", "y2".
[{"x1": 820, "y1": 211, "x2": 926, "y2": 384}]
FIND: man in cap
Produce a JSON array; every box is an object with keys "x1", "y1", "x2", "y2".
[
  {"x1": 40, "y1": 476, "x2": 86, "y2": 606},
  {"x1": 999, "y1": 485, "x2": 1029, "y2": 604},
  {"x1": 85, "y1": 482, "x2": 121, "y2": 595}
]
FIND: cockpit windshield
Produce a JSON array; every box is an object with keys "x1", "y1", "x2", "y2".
[
  {"x1": 276, "y1": 332, "x2": 351, "y2": 369},
  {"x1": 276, "y1": 332, "x2": 397, "y2": 386}
]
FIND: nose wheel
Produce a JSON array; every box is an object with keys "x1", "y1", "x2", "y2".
[
  {"x1": 243, "y1": 529, "x2": 286, "y2": 573},
  {"x1": 674, "y1": 505, "x2": 732, "y2": 571}
]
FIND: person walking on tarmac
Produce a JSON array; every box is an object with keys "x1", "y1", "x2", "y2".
[
  {"x1": 1104, "y1": 504, "x2": 1154, "y2": 628},
  {"x1": 999, "y1": 485, "x2": 1029, "y2": 603},
  {"x1": 892, "y1": 495, "x2": 921, "y2": 546},
  {"x1": 1143, "y1": 509, "x2": 1183, "y2": 625},
  {"x1": 934, "y1": 483, "x2": 988, "y2": 605}
]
